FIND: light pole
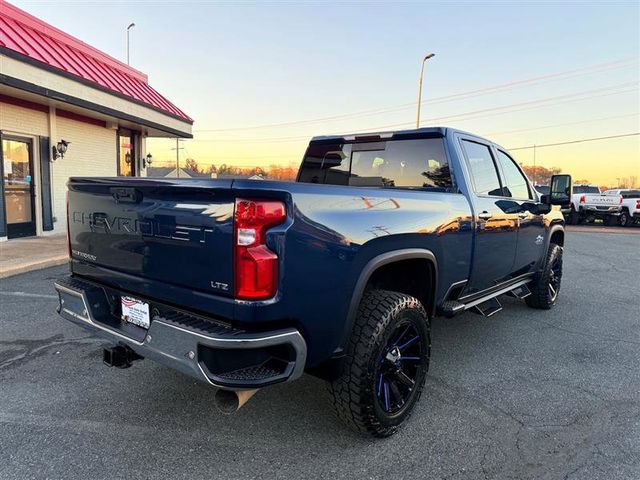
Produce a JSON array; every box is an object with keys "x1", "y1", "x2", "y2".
[
  {"x1": 533, "y1": 144, "x2": 537, "y2": 185},
  {"x1": 416, "y1": 53, "x2": 435, "y2": 128},
  {"x1": 126, "y1": 23, "x2": 135, "y2": 65}
]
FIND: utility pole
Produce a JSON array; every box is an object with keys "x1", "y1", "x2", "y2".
[
  {"x1": 416, "y1": 53, "x2": 435, "y2": 128},
  {"x1": 126, "y1": 23, "x2": 135, "y2": 65},
  {"x1": 171, "y1": 138, "x2": 184, "y2": 177}
]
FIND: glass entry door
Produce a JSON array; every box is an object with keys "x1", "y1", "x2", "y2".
[
  {"x1": 2, "y1": 136, "x2": 36, "y2": 239},
  {"x1": 118, "y1": 130, "x2": 136, "y2": 176}
]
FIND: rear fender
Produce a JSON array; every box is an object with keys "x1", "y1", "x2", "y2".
[{"x1": 338, "y1": 248, "x2": 438, "y2": 352}]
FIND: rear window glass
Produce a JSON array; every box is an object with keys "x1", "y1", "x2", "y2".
[
  {"x1": 297, "y1": 144, "x2": 351, "y2": 185},
  {"x1": 621, "y1": 190, "x2": 640, "y2": 198},
  {"x1": 298, "y1": 138, "x2": 451, "y2": 189},
  {"x1": 574, "y1": 186, "x2": 600, "y2": 194}
]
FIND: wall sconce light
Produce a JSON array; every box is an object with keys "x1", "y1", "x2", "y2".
[
  {"x1": 142, "y1": 153, "x2": 153, "y2": 169},
  {"x1": 51, "y1": 139, "x2": 71, "y2": 161}
]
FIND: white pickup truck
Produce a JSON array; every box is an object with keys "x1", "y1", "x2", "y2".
[
  {"x1": 566, "y1": 184, "x2": 622, "y2": 225},
  {"x1": 603, "y1": 189, "x2": 640, "y2": 226}
]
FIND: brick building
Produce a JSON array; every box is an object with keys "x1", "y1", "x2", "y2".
[{"x1": 0, "y1": 1, "x2": 192, "y2": 240}]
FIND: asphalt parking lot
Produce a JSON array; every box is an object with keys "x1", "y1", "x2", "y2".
[{"x1": 1, "y1": 230, "x2": 638, "y2": 480}]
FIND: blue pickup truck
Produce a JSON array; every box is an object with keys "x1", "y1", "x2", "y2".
[{"x1": 55, "y1": 127, "x2": 571, "y2": 437}]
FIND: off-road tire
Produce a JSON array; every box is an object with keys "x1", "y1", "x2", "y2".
[
  {"x1": 526, "y1": 243, "x2": 563, "y2": 310},
  {"x1": 327, "y1": 289, "x2": 430, "y2": 437},
  {"x1": 619, "y1": 210, "x2": 631, "y2": 227}
]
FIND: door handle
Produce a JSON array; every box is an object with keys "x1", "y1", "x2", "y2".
[
  {"x1": 478, "y1": 211, "x2": 492, "y2": 220},
  {"x1": 517, "y1": 211, "x2": 528, "y2": 219}
]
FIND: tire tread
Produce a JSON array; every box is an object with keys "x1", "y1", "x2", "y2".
[
  {"x1": 327, "y1": 289, "x2": 428, "y2": 437},
  {"x1": 526, "y1": 243, "x2": 563, "y2": 310}
]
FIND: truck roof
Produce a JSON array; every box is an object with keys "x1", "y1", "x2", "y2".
[{"x1": 310, "y1": 126, "x2": 486, "y2": 144}]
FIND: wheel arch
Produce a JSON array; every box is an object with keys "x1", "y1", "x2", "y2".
[
  {"x1": 549, "y1": 224, "x2": 565, "y2": 247},
  {"x1": 339, "y1": 249, "x2": 438, "y2": 351}
]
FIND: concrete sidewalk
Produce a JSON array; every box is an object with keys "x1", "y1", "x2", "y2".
[{"x1": 0, "y1": 235, "x2": 68, "y2": 279}]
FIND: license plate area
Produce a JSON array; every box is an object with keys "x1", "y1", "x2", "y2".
[{"x1": 121, "y1": 296, "x2": 150, "y2": 329}]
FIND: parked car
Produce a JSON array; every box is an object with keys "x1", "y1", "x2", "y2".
[
  {"x1": 565, "y1": 184, "x2": 621, "y2": 225},
  {"x1": 603, "y1": 189, "x2": 640, "y2": 226},
  {"x1": 54, "y1": 127, "x2": 570, "y2": 437}
]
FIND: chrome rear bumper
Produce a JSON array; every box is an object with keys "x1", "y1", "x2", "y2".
[{"x1": 54, "y1": 276, "x2": 307, "y2": 390}]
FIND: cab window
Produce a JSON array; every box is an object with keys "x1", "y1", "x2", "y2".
[
  {"x1": 461, "y1": 140, "x2": 503, "y2": 196},
  {"x1": 297, "y1": 144, "x2": 351, "y2": 185},
  {"x1": 349, "y1": 139, "x2": 450, "y2": 189},
  {"x1": 495, "y1": 150, "x2": 532, "y2": 199},
  {"x1": 298, "y1": 138, "x2": 452, "y2": 190}
]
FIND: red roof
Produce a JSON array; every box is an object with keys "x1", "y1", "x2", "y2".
[{"x1": 0, "y1": 1, "x2": 192, "y2": 123}]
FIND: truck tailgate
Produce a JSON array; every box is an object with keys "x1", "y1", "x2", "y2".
[{"x1": 67, "y1": 177, "x2": 235, "y2": 297}]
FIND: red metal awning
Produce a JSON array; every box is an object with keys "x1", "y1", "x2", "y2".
[{"x1": 0, "y1": 1, "x2": 192, "y2": 123}]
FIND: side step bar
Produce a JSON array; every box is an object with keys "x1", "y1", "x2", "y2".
[
  {"x1": 507, "y1": 284, "x2": 531, "y2": 299},
  {"x1": 441, "y1": 277, "x2": 532, "y2": 318},
  {"x1": 472, "y1": 297, "x2": 502, "y2": 317}
]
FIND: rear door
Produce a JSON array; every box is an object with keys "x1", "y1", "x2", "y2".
[
  {"x1": 493, "y1": 148, "x2": 546, "y2": 275},
  {"x1": 459, "y1": 138, "x2": 519, "y2": 294}
]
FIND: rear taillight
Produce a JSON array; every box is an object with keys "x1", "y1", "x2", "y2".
[
  {"x1": 234, "y1": 198, "x2": 286, "y2": 300},
  {"x1": 579, "y1": 195, "x2": 585, "y2": 203},
  {"x1": 619, "y1": 196, "x2": 623, "y2": 204},
  {"x1": 636, "y1": 199, "x2": 640, "y2": 209}
]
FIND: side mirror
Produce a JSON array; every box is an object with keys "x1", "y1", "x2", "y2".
[
  {"x1": 546, "y1": 174, "x2": 572, "y2": 205},
  {"x1": 536, "y1": 203, "x2": 552, "y2": 214}
]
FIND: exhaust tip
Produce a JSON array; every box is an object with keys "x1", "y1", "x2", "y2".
[{"x1": 214, "y1": 389, "x2": 258, "y2": 414}]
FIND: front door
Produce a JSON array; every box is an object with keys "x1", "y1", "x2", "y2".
[
  {"x1": 2, "y1": 136, "x2": 36, "y2": 239},
  {"x1": 494, "y1": 148, "x2": 546, "y2": 275},
  {"x1": 459, "y1": 138, "x2": 519, "y2": 295}
]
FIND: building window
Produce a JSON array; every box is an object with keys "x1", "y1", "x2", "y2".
[{"x1": 117, "y1": 130, "x2": 136, "y2": 176}]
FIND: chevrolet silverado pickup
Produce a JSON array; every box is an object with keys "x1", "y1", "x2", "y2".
[{"x1": 55, "y1": 127, "x2": 571, "y2": 437}]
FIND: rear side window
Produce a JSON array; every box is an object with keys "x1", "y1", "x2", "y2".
[
  {"x1": 298, "y1": 138, "x2": 451, "y2": 190},
  {"x1": 496, "y1": 150, "x2": 532, "y2": 199},
  {"x1": 461, "y1": 140, "x2": 502, "y2": 196}
]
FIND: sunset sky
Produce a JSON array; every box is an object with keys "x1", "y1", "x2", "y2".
[{"x1": 14, "y1": 0, "x2": 640, "y2": 186}]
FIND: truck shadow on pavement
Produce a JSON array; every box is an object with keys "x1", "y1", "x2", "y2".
[{"x1": 1, "y1": 270, "x2": 638, "y2": 479}]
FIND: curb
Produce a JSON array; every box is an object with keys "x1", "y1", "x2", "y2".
[{"x1": 0, "y1": 256, "x2": 69, "y2": 279}]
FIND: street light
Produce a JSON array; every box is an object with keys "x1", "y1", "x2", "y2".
[
  {"x1": 126, "y1": 23, "x2": 135, "y2": 65},
  {"x1": 416, "y1": 53, "x2": 435, "y2": 128}
]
